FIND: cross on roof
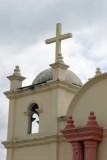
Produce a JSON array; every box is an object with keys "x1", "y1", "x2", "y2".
[{"x1": 45, "y1": 23, "x2": 72, "y2": 63}]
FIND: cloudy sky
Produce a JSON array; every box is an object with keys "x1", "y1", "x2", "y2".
[{"x1": 0, "y1": 0, "x2": 107, "y2": 159}]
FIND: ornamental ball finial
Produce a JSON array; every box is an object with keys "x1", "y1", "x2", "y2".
[
  {"x1": 95, "y1": 67, "x2": 102, "y2": 76},
  {"x1": 13, "y1": 65, "x2": 21, "y2": 76},
  {"x1": 64, "y1": 116, "x2": 75, "y2": 129},
  {"x1": 86, "y1": 112, "x2": 98, "y2": 126}
]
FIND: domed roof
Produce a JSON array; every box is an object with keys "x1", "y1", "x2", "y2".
[{"x1": 32, "y1": 68, "x2": 83, "y2": 86}]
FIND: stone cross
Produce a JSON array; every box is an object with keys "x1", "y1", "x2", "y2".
[{"x1": 45, "y1": 23, "x2": 72, "y2": 63}]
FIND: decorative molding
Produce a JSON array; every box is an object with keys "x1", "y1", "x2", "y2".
[
  {"x1": 61, "y1": 112, "x2": 103, "y2": 143},
  {"x1": 84, "y1": 141, "x2": 98, "y2": 149},
  {"x1": 50, "y1": 62, "x2": 69, "y2": 70},
  {"x1": 2, "y1": 134, "x2": 65, "y2": 149},
  {"x1": 7, "y1": 75, "x2": 26, "y2": 81},
  {"x1": 4, "y1": 80, "x2": 81, "y2": 99},
  {"x1": 61, "y1": 112, "x2": 103, "y2": 160}
]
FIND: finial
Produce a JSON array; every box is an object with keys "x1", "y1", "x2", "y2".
[
  {"x1": 7, "y1": 65, "x2": 26, "y2": 90},
  {"x1": 95, "y1": 67, "x2": 102, "y2": 76},
  {"x1": 64, "y1": 116, "x2": 75, "y2": 129},
  {"x1": 13, "y1": 65, "x2": 21, "y2": 76},
  {"x1": 86, "y1": 112, "x2": 98, "y2": 126}
]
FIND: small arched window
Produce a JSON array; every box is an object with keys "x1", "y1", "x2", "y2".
[{"x1": 28, "y1": 103, "x2": 39, "y2": 134}]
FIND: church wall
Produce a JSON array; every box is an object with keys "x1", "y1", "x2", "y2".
[
  {"x1": 12, "y1": 91, "x2": 55, "y2": 140},
  {"x1": 57, "y1": 89, "x2": 74, "y2": 117},
  {"x1": 7, "y1": 99, "x2": 16, "y2": 140},
  {"x1": 72, "y1": 79, "x2": 107, "y2": 127},
  {"x1": 7, "y1": 86, "x2": 75, "y2": 141},
  {"x1": 12, "y1": 143, "x2": 57, "y2": 160},
  {"x1": 58, "y1": 141, "x2": 73, "y2": 160},
  {"x1": 6, "y1": 149, "x2": 13, "y2": 160},
  {"x1": 6, "y1": 140, "x2": 73, "y2": 160},
  {"x1": 97, "y1": 136, "x2": 107, "y2": 160}
]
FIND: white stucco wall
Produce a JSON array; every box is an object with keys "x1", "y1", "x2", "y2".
[{"x1": 67, "y1": 74, "x2": 107, "y2": 160}]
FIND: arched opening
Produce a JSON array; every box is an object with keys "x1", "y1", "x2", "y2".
[{"x1": 28, "y1": 103, "x2": 39, "y2": 134}]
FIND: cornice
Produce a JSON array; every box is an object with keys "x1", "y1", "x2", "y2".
[
  {"x1": 4, "y1": 80, "x2": 81, "y2": 99},
  {"x1": 2, "y1": 134, "x2": 65, "y2": 149},
  {"x1": 50, "y1": 62, "x2": 69, "y2": 70},
  {"x1": 7, "y1": 75, "x2": 26, "y2": 81},
  {"x1": 2, "y1": 129, "x2": 107, "y2": 149}
]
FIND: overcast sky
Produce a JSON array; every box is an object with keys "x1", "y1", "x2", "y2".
[{"x1": 0, "y1": 0, "x2": 107, "y2": 159}]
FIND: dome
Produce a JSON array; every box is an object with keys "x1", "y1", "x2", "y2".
[{"x1": 32, "y1": 68, "x2": 83, "y2": 86}]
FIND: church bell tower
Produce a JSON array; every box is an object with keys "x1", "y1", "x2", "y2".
[{"x1": 2, "y1": 23, "x2": 82, "y2": 160}]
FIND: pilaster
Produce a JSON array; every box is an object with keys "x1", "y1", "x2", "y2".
[
  {"x1": 84, "y1": 141, "x2": 98, "y2": 160},
  {"x1": 72, "y1": 142, "x2": 83, "y2": 160}
]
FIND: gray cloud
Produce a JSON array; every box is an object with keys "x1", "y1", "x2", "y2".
[
  {"x1": 0, "y1": 0, "x2": 107, "y2": 46},
  {"x1": 0, "y1": 0, "x2": 107, "y2": 159}
]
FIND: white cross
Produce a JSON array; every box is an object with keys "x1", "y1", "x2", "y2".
[{"x1": 45, "y1": 23, "x2": 72, "y2": 63}]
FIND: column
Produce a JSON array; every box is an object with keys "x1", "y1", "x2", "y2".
[
  {"x1": 72, "y1": 142, "x2": 83, "y2": 160},
  {"x1": 84, "y1": 141, "x2": 98, "y2": 160}
]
